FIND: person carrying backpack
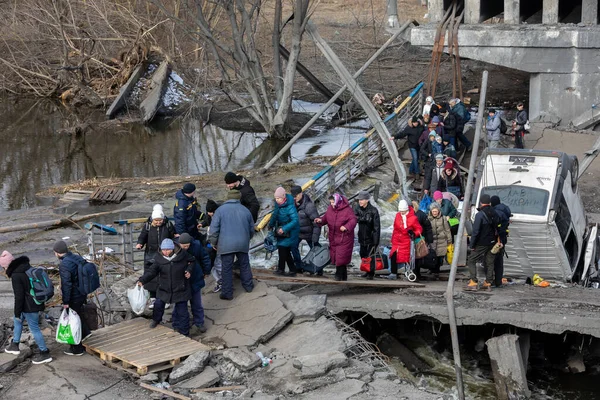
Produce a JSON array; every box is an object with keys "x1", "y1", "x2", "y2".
[
  {"x1": 466, "y1": 195, "x2": 500, "y2": 291},
  {"x1": 1, "y1": 251, "x2": 52, "y2": 364},
  {"x1": 54, "y1": 240, "x2": 92, "y2": 356}
]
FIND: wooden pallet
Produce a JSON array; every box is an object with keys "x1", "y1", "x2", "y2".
[
  {"x1": 89, "y1": 187, "x2": 127, "y2": 204},
  {"x1": 61, "y1": 190, "x2": 93, "y2": 202},
  {"x1": 83, "y1": 318, "x2": 210, "y2": 375},
  {"x1": 251, "y1": 269, "x2": 425, "y2": 288}
]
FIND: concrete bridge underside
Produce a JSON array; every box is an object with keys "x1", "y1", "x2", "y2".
[{"x1": 394, "y1": 0, "x2": 600, "y2": 126}]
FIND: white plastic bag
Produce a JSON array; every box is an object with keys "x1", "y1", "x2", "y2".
[
  {"x1": 127, "y1": 285, "x2": 149, "y2": 315},
  {"x1": 56, "y1": 308, "x2": 82, "y2": 345}
]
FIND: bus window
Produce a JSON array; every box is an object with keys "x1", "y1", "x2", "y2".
[{"x1": 482, "y1": 186, "x2": 550, "y2": 216}]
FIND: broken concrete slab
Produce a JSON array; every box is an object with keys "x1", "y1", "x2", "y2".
[
  {"x1": 140, "y1": 373, "x2": 159, "y2": 383},
  {"x1": 376, "y1": 333, "x2": 430, "y2": 372},
  {"x1": 289, "y1": 295, "x2": 327, "y2": 323},
  {"x1": 175, "y1": 366, "x2": 220, "y2": 389},
  {"x1": 140, "y1": 61, "x2": 171, "y2": 124},
  {"x1": 223, "y1": 347, "x2": 260, "y2": 371},
  {"x1": 267, "y1": 316, "x2": 347, "y2": 357},
  {"x1": 486, "y1": 334, "x2": 531, "y2": 400},
  {"x1": 293, "y1": 351, "x2": 349, "y2": 379},
  {"x1": 0, "y1": 344, "x2": 32, "y2": 372},
  {"x1": 299, "y1": 378, "x2": 366, "y2": 400},
  {"x1": 168, "y1": 350, "x2": 211, "y2": 384},
  {"x1": 343, "y1": 359, "x2": 375, "y2": 383},
  {"x1": 203, "y1": 281, "x2": 293, "y2": 348}
]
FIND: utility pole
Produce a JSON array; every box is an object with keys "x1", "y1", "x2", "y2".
[{"x1": 445, "y1": 70, "x2": 488, "y2": 400}]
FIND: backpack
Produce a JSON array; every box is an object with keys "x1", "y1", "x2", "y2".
[
  {"x1": 500, "y1": 118, "x2": 508, "y2": 134},
  {"x1": 77, "y1": 259, "x2": 100, "y2": 295},
  {"x1": 464, "y1": 110, "x2": 471, "y2": 122},
  {"x1": 25, "y1": 267, "x2": 55, "y2": 305}
]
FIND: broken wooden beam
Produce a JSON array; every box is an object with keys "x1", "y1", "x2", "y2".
[
  {"x1": 0, "y1": 209, "x2": 125, "y2": 234},
  {"x1": 140, "y1": 61, "x2": 171, "y2": 124},
  {"x1": 106, "y1": 64, "x2": 144, "y2": 119}
]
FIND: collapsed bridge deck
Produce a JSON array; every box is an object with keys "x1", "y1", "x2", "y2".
[{"x1": 287, "y1": 279, "x2": 600, "y2": 338}]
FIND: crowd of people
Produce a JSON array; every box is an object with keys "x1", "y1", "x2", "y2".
[
  {"x1": 1, "y1": 99, "x2": 526, "y2": 362},
  {"x1": 392, "y1": 97, "x2": 529, "y2": 185}
]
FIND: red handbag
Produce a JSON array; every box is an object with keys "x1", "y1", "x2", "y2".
[{"x1": 360, "y1": 256, "x2": 385, "y2": 272}]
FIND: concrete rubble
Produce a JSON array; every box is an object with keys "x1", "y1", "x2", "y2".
[
  {"x1": 175, "y1": 366, "x2": 220, "y2": 389},
  {"x1": 0, "y1": 344, "x2": 32, "y2": 373},
  {"x1": 486, "y1": 334, "x2": 531, "y2": 400},
  {"x1": 223, "y1": 346, "x2": 261, "y2": 371},
  {"x1": 293, "y1": 351, "x2": 349, "y2": 378},
  {"x1": 168, "y1": 350, "x2": 211, "y2": 384},
  {"x1": 287, "y1": 294, "x2": 327, "y2": 324}
]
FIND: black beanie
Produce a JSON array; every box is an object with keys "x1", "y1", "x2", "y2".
[
  {"x1": 179, "y1": 233, "x2": 193, "y2": 245},
  {"x1": 290, "y1": 185, "x2": 302, "y2": 197},
  {"x1": 480, "y1": 194, "x2": 491, "y2": 205},
  {"x1": 53, "y1": 240, "x2": 68, "y2": 254},
  {"x1": 182, "y1": 183, "x2": 196, "y2": 194},
  {"x1": 224, "y1": 172, "x2": 239, "y2": 184},
  {"x1": 206, "y1": 199, "x2": 218, "y2": 213},
  {"x1": 490, "y1": 195, "x2": 501, "y2": 207}
]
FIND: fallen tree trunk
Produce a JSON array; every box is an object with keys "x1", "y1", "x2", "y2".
[{"x1": 0, "y1": 209, "x2": 126, "y2": 234}]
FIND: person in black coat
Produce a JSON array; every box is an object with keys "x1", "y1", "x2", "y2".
[
  {"x1": 392, "y1": 116, "x2": 422, "y2": 177},
  {"x1": 513, "y1": 102, "x2": 528, "y2": 149},
  {"x1": 354, "y1": 191, "x2": 381, "y2": 280},
  {"x1": 491, "y1": 195, "x2": 512, "y2": 287},
  {"x1": 440, "y1": 107, "x2": 457, "y2": 147},
  {"x1": 138, "y1": 239, "x2": 194, "y2": 336},
  {"x1": 54, "y1": 240, "x2": 91, "y2": 356},
  {"x1": 290, "y1": 185, "x2": 321, "y2": 271},
  {"x1": 411, "y1": 202, "x2": 434, "y2": 280},
  {"x1": 466, "y1": 195, "x2": 500, "y2": 291},
  {"x1": 224, "y1": 172, "x2": 261, "y2": 222},
  {"x1": 1, "y1": 251, "x2": 52, "y2": 364},
  {"x1": 136, "y1": 206, "x2": 175, "y2": 302}
]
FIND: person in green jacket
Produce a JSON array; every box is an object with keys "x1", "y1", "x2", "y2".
[{"x1": 269, "y1": 187, "x2": 300, "y2": 277}]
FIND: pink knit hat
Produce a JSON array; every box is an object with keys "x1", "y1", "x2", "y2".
[
  {"x1": 274, "y1": 187, "x2": 286, "y2": 199},
  {"x1": 0, "y1": 251, "x2": 15, "y2": 269},
  {"x1": 433, "y1": 191, "x2": 443, "y2": 201}
]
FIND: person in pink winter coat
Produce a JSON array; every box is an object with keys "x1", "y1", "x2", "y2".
[
  {"x1": 315, "y1": 193, "x2": 357, "y2": 281},
  {"x1": 388, "y1": 199, "x2": 423, "y2": 280}
]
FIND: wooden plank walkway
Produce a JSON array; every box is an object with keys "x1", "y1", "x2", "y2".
[
  {"x1": 251, "y1": 269, "x2": 425, "y2": 288},
  {"x1": 89, "y1": 187, "x2": 127, "y2": 204},
  {"x1": 83, "y1": 319, "x2": 210, "y2": 375}
]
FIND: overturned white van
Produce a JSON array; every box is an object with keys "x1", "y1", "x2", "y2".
[{"x1": 471, "y1": 148, "x2": 596, "y2": 283}]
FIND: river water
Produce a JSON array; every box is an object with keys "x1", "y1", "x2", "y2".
[{"x1": 0, "y1": 99, "x2": 367, "y2": 212}]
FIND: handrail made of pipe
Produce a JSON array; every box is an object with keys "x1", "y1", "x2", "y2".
[{"x1": 255, "y1": 82, "x2": 425, "y2": 231}]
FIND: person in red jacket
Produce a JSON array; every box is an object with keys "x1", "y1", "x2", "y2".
[
  {"x1": 315, "y1": 193, "x2": 357, "y2": 281},
  {"x1": 388, "y1": 200, "x2": 423, "y2": 280}
]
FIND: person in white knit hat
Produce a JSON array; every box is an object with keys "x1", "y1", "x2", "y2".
[
  {"x1": 388, "y1": 199, "x2": 423, "y2": 280},
  {"x1": 136, "y1": 204, "x2": 175, "y2": 309}
]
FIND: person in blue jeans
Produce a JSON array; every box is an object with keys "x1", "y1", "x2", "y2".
[
  {"x1": 138, "y1": 238, "x2": 194, "y2": 335},
  {"x1": 208, "y1": 190, "x2": 255, "y2": 300},
  {"x1": 1, "y1": 251, "x2": 52, "y2": 364},
  {"x1": 177, "y1": 233, "x2": 211, "y2": 336},
  {"x1": 391, "y1": 116, "x2": 422, "y2": 177}
]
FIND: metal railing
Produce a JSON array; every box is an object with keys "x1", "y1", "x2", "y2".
[{"x1": 256, "y1": 81, "x2": 424, "y2": 230}]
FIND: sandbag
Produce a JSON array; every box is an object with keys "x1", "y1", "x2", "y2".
[
  {"x1": 127, "y1": 285, "x2": 149, "y2": 315},
  {"x1": 56, "y1": 308, "x2": 82, "y2": 345}
]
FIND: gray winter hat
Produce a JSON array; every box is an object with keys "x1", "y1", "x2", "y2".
[
  {"x1": 179, "y1": 233, "x2": 193, "y2": 245},
  {"x1": 357, "y1": 191, "x2": 370, "y2": 200}
]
